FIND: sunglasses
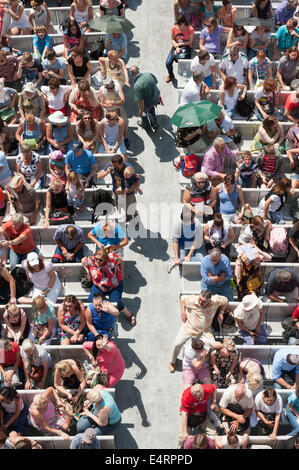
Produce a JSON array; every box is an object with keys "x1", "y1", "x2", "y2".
[
  {"x1": 72, "y1": 54, "x2": 79, "y2": 58},
  {"x1": 95, "y1": 257, "x2": 104, "y2": 262}
]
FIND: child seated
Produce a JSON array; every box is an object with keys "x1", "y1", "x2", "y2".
[
  {"x1": 49, "y1": 150, "x2": 66, "y2": 184},
  {"x1": 3, "y1": 302, "x2": 30, "y2": 344},
  {"x1": 235, "y1": 151, "x2": 258, "y2": 188},
  {"x1": 66, "y1": 171, "x2": 85, "y2": 210},
  {"x1": 33, "y1": 25, "x2": 52, "y2": 61},
  {"x1": 200, "y1": 0, "x2": 219, "y2": 24},
  {"x1": 123, "y1": 166, "x2": 142, "y2": 195}
]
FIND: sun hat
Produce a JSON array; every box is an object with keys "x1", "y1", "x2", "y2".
[
  {"x1": 24, "y1": 82, "x2": 37, "y2": 94},
  {"x1": 242, "y1": 294, "x2": 259, "y2": 311},
  {"x1": 8, "y1": 175, "x2": 23, "y2": 189},
  {"x1": 27, "y1": 252, "x2": 39, "y2": 267},
  {"x1": 49, "y1": 150, "x2": 64, "y2": 161},
  {"x1": 48, "y1": 111, "x2": 69, "y2": 125}
]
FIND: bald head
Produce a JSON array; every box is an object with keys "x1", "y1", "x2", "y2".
[
  {"x1": 235, "y1": 384, "x2": 246, "y2": 401},
  {"x1": 129, "y1": 66, "x2": 139, "y2": 77}
]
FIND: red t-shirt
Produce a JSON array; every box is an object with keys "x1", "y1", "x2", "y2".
[
  {"x1": 180, "y1": 384, "x2": 216, "y2": 415},
  {"x1": 171, "y1": 24, "x2": 195, "y2": 44},
  {"x1": 285, "y1": 93, "x2": 299, "y2": 113},
  {"x1": 292, "y1": 305, "x2": 299, "y2": 321},
  {"x1": 2, "y1": 221, "x2": 36, "y2": 255},
  {"x1": 1, "y1": 342, "x2": 22, "y2": 367}
]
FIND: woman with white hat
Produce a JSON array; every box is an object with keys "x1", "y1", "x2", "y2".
[
  {"x1": 46, "y1": 111, "x2": 74, "y2": 154},
  {"x1": 233, "y1": 294, "x2": 268, "y2": 345},
  {"x1": 20, "y1": 252, "x2": 62, "y2": 306},
  {"x1": 41, "y1": 78, "x2": 71, "y2": 115}
]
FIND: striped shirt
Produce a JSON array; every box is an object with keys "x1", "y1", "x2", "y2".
[
  {"x1": 0, "y1": 55, "x2": 18, "y2": 83},
  {"x1": 262, "y1": 155, "x2": 276, "y2": 174}
]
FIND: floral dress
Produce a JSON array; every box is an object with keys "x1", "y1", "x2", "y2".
[{"x1": 58, "y1": 310, "x2": 82, "y2": 342}]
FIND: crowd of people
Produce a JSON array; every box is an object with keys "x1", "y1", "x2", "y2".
[
  {"x1": 0, "y1": 0, "x2": 146, "y2": 451},
  {"x1": 169, "y1": 0, "x2": 299, "y2": 450},
  {"x1": 0, "y1": 0, "x2": 298, "y2": 452}
]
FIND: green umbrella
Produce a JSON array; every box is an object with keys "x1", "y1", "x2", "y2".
[
  {"x1": 89, "y1": 15, "x2": 135, "y2": 33},
  {"x1": 170, "y1": 101, "x2": 222, "y2": 128}
]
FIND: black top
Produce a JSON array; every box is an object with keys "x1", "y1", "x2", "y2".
[
  {"x1": 50, "y1": 188, "x2": 68, "y2": 210},
  {"x1": 68, "y1": 56, "x2": 89, "y2": 79}
]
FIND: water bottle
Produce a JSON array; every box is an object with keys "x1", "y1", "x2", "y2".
[
  {"x1": 83, "y1": 360, "x2": 90, "y2": 370},
  {"x1": 183, "y1": 70, "x2": 188, "y2": 83}
]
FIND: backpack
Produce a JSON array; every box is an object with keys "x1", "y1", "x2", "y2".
[
  {"x1": 89, "y1": 38, "x2": 105, "y2": 60},
  {"x1": 269, "y1": 227, "x2": 289, "y2": 257},
  {"x1": 91, "y1": 189, "x2": 115, "y2": 224},
  {"x1": 11, "y1": 267, "x2": 33, "y2": 298},
  {"x1": 175, "y1": 153, "x2": 201, "y2": 178},
  {"x1": 236, "y1": 97, "x2": 254, "y2": 120},
  {"x1": 80, "y1": 266, "x2": 93, "y2": 290},
  {"x1": 49, "y1": 211, "x2": 74, "y2": 226},
  {"x1": 290, "y1": 198, "x2": 299, "y2": 221}
]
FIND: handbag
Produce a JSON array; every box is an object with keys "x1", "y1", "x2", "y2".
[
  {"x1": 258, "y1": 412, "x2": 276, "y2": 435},
  {"x1": 232, "y1": 131, "x2": 242, "y2": 145},
  {"x1": 188, "y1": 411, "x2": 207, "y2": 428},
  {"x1": 255, "y1": 65, "x2": 264, "y2": 91},
  {"x1": 236, "y1": 97, "x2": 254, "y2": 119},
  {"x1": 246, "y1": 276, "x2": 262, "y2": 291},
  {"x1": 24, "y1": 138, "x2": 38, "y2": 150},
  {"x1": 172, "y1": 45, "x2": 191, "y2": 62},
  {"x1": 0, "y1": 107, "x2": 15, "y2": 123},
  {"x1": 29, "y1": 364, "x2": 44, "y2": 383}
]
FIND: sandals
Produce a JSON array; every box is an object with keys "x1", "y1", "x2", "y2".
[{"x1": 127, "y1": 314, "x2": 136, "y2": 327}]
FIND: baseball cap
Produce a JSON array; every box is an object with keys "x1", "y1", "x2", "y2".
[
  {"x1": 82, "y1": 428, "x2": 97, "y2": 444},
  {"x1": 27, "y1": 252, "x2": 39, "y2": 267},
  {"x1": 73, "y1": 140, "x2": 83, "y2": 153}
]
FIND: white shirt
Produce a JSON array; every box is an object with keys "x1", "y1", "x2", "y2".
[
  {"x1": 41, "y1": 85, "x2": 71, "y2": 110},
  {"x1": 258, "y1": 194, "x2": 285, "y2": 214},
  {"x1": 22, "y1": 260, "x2": 54, "y2": 290},
  {"x1": 233, "y1": 297, "x2": 263, "y2": 330},
  {"x1": 180, "y1": 77, "x2": 204, "y2": 106},
  {"x1": 207, "y1": 115, "x2": 234, "y2": 143},
  {"x1": 219, "y1": 435, "x2": 242, "y2": 449},
  {"x1": 219, "y1": 384, "x2": 254, "y2": 410},
  {"x1": 255, "y1": 391, "x2": 283, "y2": 419},
  {"x1": 190, "y1": 53, "x2": 215, "y2": 77},
  {"x1": 220, "y1": 52, "x2": 248, "y2": 84},
  {"x1": 183, "y1": 340, "x2": 208, "y2": 369}
]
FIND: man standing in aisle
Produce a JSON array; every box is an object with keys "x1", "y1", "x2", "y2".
[{"x1": 129, "y1": 66, "x2": 160, "y2": 132}]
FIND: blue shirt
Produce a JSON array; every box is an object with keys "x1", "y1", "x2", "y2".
[
  {"x1": 94, "y1": 390, "x2": 121, "y2": 425},
  {"x1": 104, "y1": 33, "x2": 127, "y2": 58},
  {"x1": 0, "y1": 152, "x2": 12, "y2": 181},
  {"x1": 65, "y1": 149, "x2": 96, "y2": 176},
  {"x1": 275, "y1": 25, "x2": 299, "y2": 51},
  {"x1": 42, "y1": 57, "x2": 67, "y2": 79},
  {"x1": 275, "y1": 1, "x2": 296, "y2": 25},
  {"x1": 33, "y1": 34, "x2": 52, "y2": 57},
  {"x1": 287, "y1": 390, "x2": 299, "y2": 413},
  {"x1": 271, "y1": 347, "x2": 299, "y2": 381},
  {"x1": 200, "y1": 254, "x2": 233, "y2": 286},
  {"x1": 92, "y1": 221, "x2": 126, "y2": 247}
]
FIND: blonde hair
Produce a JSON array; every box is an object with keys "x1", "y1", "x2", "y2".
[
  {"x1": 32, "y1": 295, "x2": 46, "y2": 311},
  {"x1": 247, "y1": 371, "x2": 263, "y2": 391},
  {"x1": 222, "y1": 338, "x2": 235, "y2": 350},
  {"x1": 123, "y1": 167, "x2": 134, "y2": 178},
  {"x1": 108, "y1": 50, "x2": 119, "y2": 61},
  {"x1": 33, "y1": 393, "x2": 48, "y2": 409},
  {"x1": 75, "y1": 0, "x2": 91, "y2": 5},
  {"x1": 50, "y1": 178, "x2": 64, "y2": 190},
  {"x1": 25, "y1": 113, "x2": 35, "y2": 123},
  {"x1": 67, "y1": 171, "x2": 83, "y2": 189},
  {"x1": 5, "y1": 302, "x2": 19, "y2": 316},
  {"x1": 55, "y1": 360, "x2": 72, "y2": 378},
  {"x1": 88, "y1": 388, "x2": 103, "y2": 404}
]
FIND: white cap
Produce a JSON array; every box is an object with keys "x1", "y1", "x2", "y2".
[{"x1": 27, "y1": 252, "x2": 39, "y2": 267}]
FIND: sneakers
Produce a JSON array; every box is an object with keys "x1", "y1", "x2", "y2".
[
  {"x1": 151, "y1": 124, "x2": 159, "y2": 133},
  {"x1": 167, "y1": 257, "x2": 177, "y2": 273},
  {"x1": 169, "y1": 362, "x2": 176, "y2": 373}
]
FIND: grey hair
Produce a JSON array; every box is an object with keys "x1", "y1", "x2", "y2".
[
  {"x1": 194, "y1": 172, "x2": 208, "y2": 181},
  {"x1": 199, "y1": 289, "x2": 212, "y2": 299},
  {"x1": 22, "y1": 338, "x2": 35, "y2": 352},
  {"x1": 193, "y1": 70, "x2": 204, "y2": 82},
  {"x1": 20, "y1": 143, "x2": 32, "y2": 153},
  {"x1": 11, "y1": 213, "x2": 24, "y2": 225},
  {"x1": 214, "y1": 137, "x2": 226, "y2": 148},
  {"x1": 129, "y1": 66, "x2": 139, "y2": 77},
  {"x1": 209, "y1": 247, "x2": 222, "y2": 259},
  {"x1": 276, "y1": 270, "x2": 292, "y2": 283}
]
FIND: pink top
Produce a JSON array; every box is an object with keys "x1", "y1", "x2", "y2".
[
  {"x1": 201, "y1": 145, "x2": 237, "y2": 179},
  {"x1": 30, "y1": 401, "x2": 56, "y2": 430},
  {"x1": 83, "y1": 340, "x2": 125, "y2": 376}
]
